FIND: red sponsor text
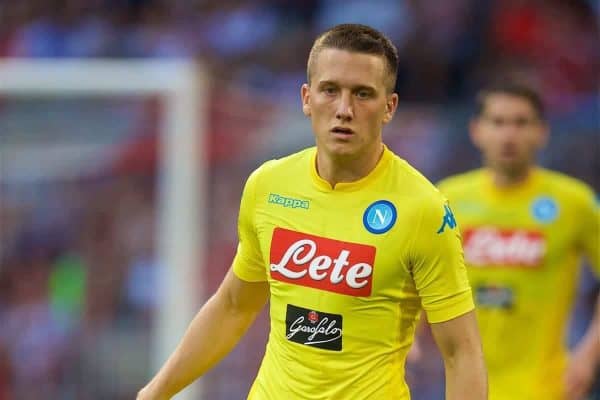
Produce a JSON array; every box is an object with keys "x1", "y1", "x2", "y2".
[
  {"x1": 270, "y1": 228, "x2": 376, "y2": 296},
  {"x1": 463, "y1": 227, "x2": 545, "y2": 267}
]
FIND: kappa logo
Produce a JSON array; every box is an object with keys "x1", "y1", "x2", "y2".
[
  {"x1": 363, "y1": 200, "x2": 397, "y2": 234},
  {"x1": 268, "y1": 193, "x2": 310, "y2": 209},
  {"x1": 270, "y1": 227, "x2": 376, "y2": 296},
  {"x1": 437, "y1": 204, "x2": 457, "y2": 234}
]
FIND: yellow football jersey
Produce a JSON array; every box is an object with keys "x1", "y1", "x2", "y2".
[
  {"x1": 232, "y1": 145, "x2": 474, "y2": 400},
  {"x1": 438, "y1": 168, "x2": 599, "y2": 400}
]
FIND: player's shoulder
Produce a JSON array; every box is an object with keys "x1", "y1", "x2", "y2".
[
  {"x1": 248, "y1": 147, "x2": 314, "y2": 183},
  {"x1": 387, "y1": 153, "x2": 448, "y2": 206},
  {"x1": 537, "y1": 168, "x2": 594, "y2": 194},
  {"x1": 436, "y1": 169, "x2": 485, "y2": 195},
  {"x1": 259, "y1": 147, "x2": 314, "y2": 173},
  {"x1": 537, "y1": 168, "x2": 596, "y2": 204},
  {"x1": 387, "y1": 156, "x2": 459, "y2": 235}
]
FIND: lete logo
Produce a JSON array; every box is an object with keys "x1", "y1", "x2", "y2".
[
  {"x1": 270, "y1": 228, "x2": 376, "y2": 296},
  {"x1": 463, "y1": 227, "x2": 546, "y2": 267}
]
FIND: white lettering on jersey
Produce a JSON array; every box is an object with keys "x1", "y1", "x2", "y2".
[{"x1": 270, "y1": 239, "x2": 373, "y2": 288}]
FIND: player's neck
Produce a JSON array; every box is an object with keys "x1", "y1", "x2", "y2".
[
  {"x1": 316, "y1": 144, "x2": 384, "y2": 188},
  {"x1": 490, "y1": 166, "x2": 534, "y2": 188}
]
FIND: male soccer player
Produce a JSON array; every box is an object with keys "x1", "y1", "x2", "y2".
[
  {"x1": 437, "y1": 83, "x2": 599, "y2": 400},
  {"x1": 137, "y1": 24, "x2": 487, "y2": 400}
]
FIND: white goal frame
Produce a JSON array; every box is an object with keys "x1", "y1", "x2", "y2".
[{"x1": 0, "y1": 59, "x2": 205, "y2": 400}]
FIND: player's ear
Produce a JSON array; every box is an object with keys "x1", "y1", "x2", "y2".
[
  {"x1": 382, "y1": 93, "x2": 398, "y2": 124},
  {"x1": 535, "y1": 119, "x2": 549, "y2": 150},
  {"x1": 301, "y1": 83, "x2": 311, "y2": 116},
  {"x1": 469, "y1": 117, "x2": 482, "y2": 149}
]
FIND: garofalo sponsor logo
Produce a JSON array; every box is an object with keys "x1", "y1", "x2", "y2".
[
  {"x1": 285, "y1": 304, "x2": 342, "y2": 351},
  {"x1": 476, "y1": 285, "x2": 514, "y2": 309},
  {"x1": 268, "y1": 193, "x2": 310, "y2": 209}
]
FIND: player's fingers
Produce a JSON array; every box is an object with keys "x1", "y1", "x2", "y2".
[
  {"x1": 564, "y1": 368, "x2": 578, "y2": 395},
  {"x1": 406, "y1": 341, "x2": 422, "y2": 363},
  {"x1": 565, "y1": 372, "x2": 589, "y2": 400}
]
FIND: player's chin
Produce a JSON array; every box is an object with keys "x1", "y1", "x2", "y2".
[
  {"x1": 495, "y1": 159, "x2": 528, "y2": 174},
  {"x1": 326, "y1": 141, "x2": 359, "y2": 157}
]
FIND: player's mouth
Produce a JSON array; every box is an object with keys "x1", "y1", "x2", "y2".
[
  {"x1": 500, "y1": 144, "x2": 518, "y2": 158},
  {"x1": 331, "y1": 126, "x2": 354, "y2": 136}
]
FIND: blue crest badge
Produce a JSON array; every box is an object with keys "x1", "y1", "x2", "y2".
[
  {"x1": 363, "y1": 200, "x2": 397, "y2": 234},
  {"x1": 531, "y1": 196, "x2": 558, "y2": 223}
]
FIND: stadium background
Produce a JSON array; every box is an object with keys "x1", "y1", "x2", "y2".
[{"x1": 0, "y1": 0, "x2": 598, "y2": 399}]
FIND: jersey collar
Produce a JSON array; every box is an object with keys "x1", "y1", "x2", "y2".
[
  {"x1": 310, "y1": 144, "x2": 392, "y2": 192},
  {"x1": 482, "y1": 167, "x2": 541, "y2": 197}
]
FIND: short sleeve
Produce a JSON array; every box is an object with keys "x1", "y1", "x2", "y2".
[
  {"x1": 578, "y1": 188, "x2": 599, "y2": 277},
  {"x1": 232, "y1": 167, "x2": 267, "y2": 282},
  {"x1": 410, "y1": 194, "x2": 474, "y2": 323}
]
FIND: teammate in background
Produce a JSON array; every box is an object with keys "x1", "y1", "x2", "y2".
[
  {"x1": 437, "y1": 83, "x2": 599, "y2": 400},
  {"x1": 138, "y1": 24, "x2": 487, "y2": 400}
]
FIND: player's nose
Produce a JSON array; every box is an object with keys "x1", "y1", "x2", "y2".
[{"x1": 335, "y1": 92, "x2": 354, "y2": 121}]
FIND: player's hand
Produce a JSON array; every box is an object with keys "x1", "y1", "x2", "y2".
[
  {"x1": 406, "y1": 336, "x2": 423, "y2": 363},
  {"x1": 136, "y1": 386, "x2": 168, "y2": 400},
  {"x1": 565, "y1": 342, "x2": 598, "y2": 400},
  {"x1": 136, "y1": 387, "x2": 152, "y2": 400}
]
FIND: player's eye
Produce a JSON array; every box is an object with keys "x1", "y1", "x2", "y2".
[
  {"x1": 483, "y1": 116, "x2": 509, "y2": 127},
  {"x1": 356, "y1": 90, "x2": 371, "y2": 99},
  {"x1": 489, "y1": 117, "x2": 506, "y2": 127},
  {"x1": 485, "y1": 116, "x2": 536, "y2": 128},
  {"x1": 323, "y1": 86, "x2": 337, "y2": 95},
  {"x1": 514, "y1": 117, "x2": 534, "y2": 127}
]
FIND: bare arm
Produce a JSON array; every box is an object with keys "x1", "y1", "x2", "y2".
[
  {"x1": 566, "y1": 294, "x2": 600, "y2": 400},
  {"x1": 430, "y1": 310, "x2": 487, "y2": 400},
  {"x1": 137, "y1": 268, "x2": 269, "y2": 400}
]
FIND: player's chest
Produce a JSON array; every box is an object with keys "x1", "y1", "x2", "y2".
[
  {"x1": 254, "y1": 192, "x2": 413, "y2": 297},
  {"x1": 451, "y1": 195, "x2": 574, "y2": 268}
]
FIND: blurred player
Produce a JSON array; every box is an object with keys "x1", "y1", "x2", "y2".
[
  {"x1": 138, "y1": 24, "x2": 487, "y2": 400},
  {"x1": 437, "y1": 82, "x2": 599, "y2": 400}
]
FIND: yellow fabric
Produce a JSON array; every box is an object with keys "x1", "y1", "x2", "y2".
[
  {"x1": 232, "y1": 145, "x2": 473, "y2": 400},
  {"x1": 438, "y1": 168, "x2": 599, "y2": 400}
]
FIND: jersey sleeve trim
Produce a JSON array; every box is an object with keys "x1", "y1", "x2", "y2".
[
  {"x1": 424, "y1": 288, "x2": 474, "y2": 323},
  {"x1": 231, "y1": 165, "x2": 269, "y2": 282},
  {"x1": 232, "y1": 252, "x2": 268, "y2": 282}
]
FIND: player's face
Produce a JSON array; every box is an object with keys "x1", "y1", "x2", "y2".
[
  {"x1": 470, "y1": 94, "x2": 548, "y2": 176},
  {"x1": 301, "y1": 48, "x2": 398, "y2": 159}
]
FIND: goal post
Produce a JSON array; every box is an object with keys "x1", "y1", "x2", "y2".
[{"x1": 0, "y1": 59, "x2": 206, "y2": 400}]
